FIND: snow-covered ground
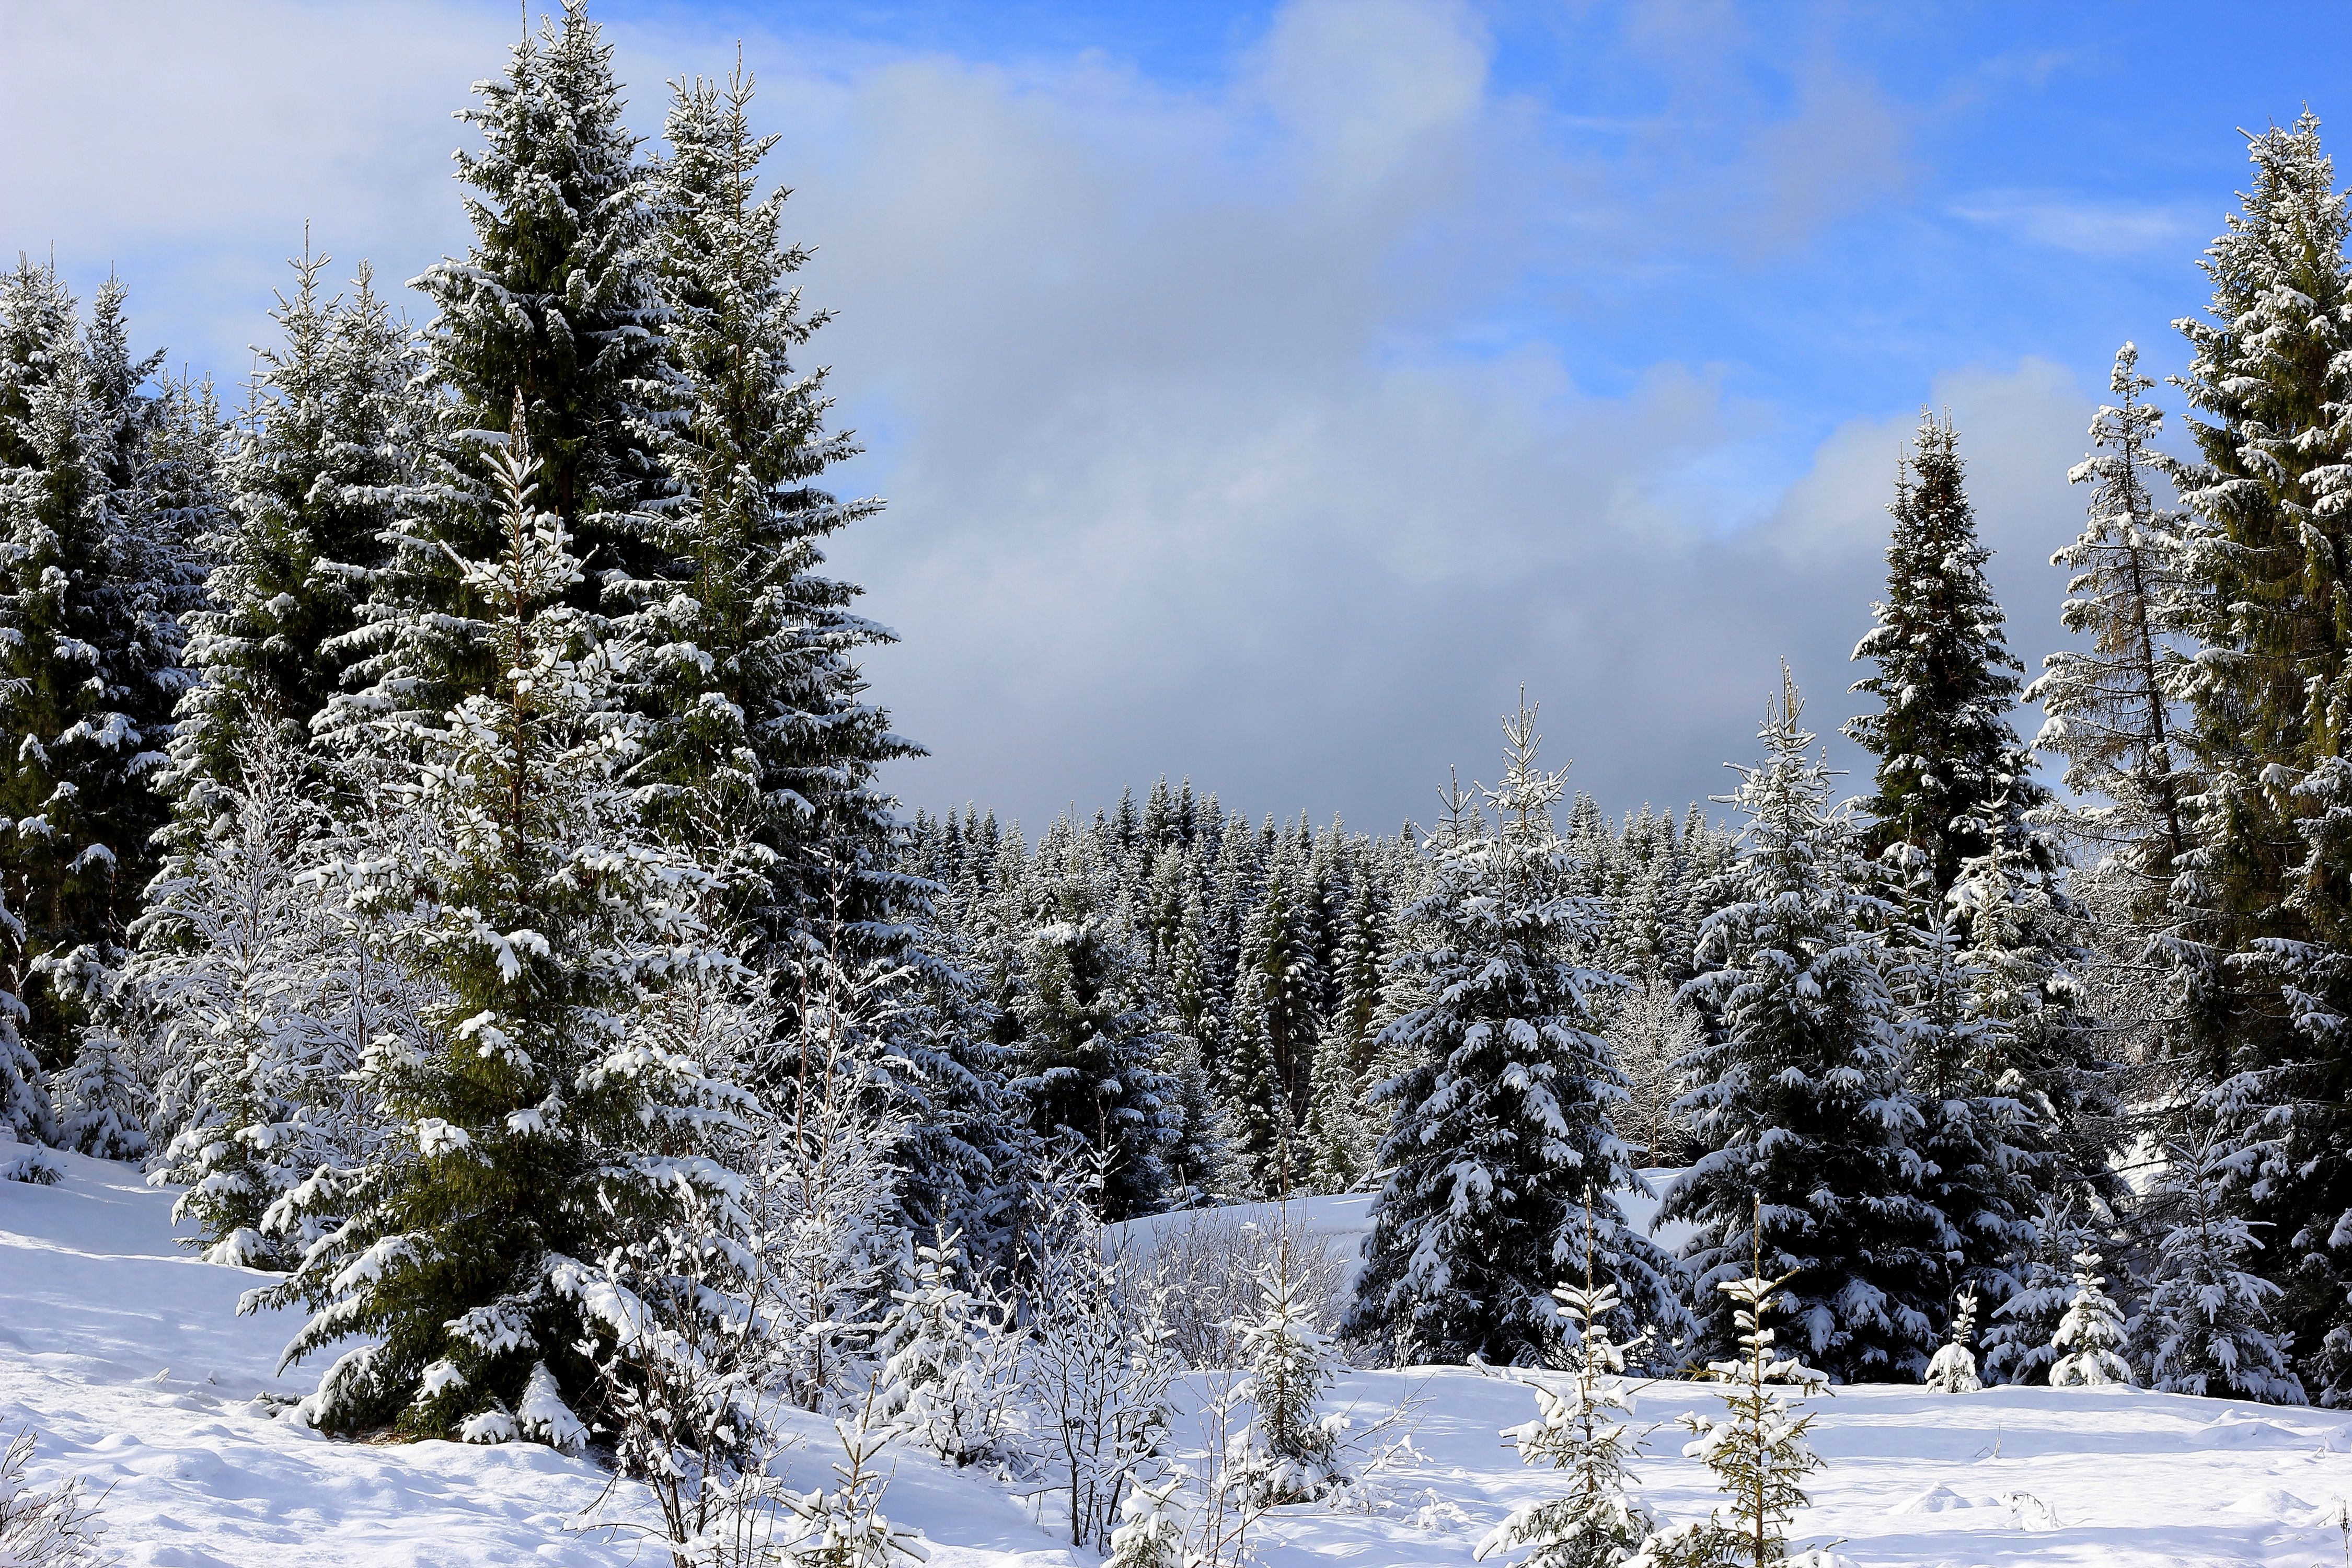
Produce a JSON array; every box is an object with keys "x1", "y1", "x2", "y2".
[{"x1": 5, "y1": 1146, "x2": 2349, "y2": 1565}]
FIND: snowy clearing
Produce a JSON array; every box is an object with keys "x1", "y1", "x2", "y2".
[{"x1": 4, "y1": 1146, "x2": 2349, "y2": 1566}]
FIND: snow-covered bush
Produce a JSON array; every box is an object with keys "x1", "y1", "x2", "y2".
[
  {"x1": 1123, "y1": 1205, "x2": 1352, "y2": 1370},
  {"x1": 0, "y1": 1426, "x2": 110, "y2": 1566},
  {"x1": 871, "y1": 1227, "x2": 1027, "y2": 1470},
  {"x1": 2047, "y1": 1252, "x2": 2133, "y2": 1388},
  {"x1": 1924, "y1": 1290, "x2": 1982, "y2": 1394},
  {"x1": 1, "y1": 1140, "x2": 62, "y2": 1186}
]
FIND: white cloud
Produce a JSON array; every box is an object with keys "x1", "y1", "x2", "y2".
[{"x1": 1949, "y1": 190, "x2": 2204, "y2": 257}]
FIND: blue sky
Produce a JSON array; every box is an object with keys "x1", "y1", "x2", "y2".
[{"x1": 4, "y1": 0, "x2": 2346, "y2": 831}]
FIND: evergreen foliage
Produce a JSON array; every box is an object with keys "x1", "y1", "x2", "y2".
[
  {"x1": 1922, "y1": 1289, "x2": 1981, "y2": 1393},
  {"x1": 1628, "y1": 1262, "x2": 1831, "y2": 1568},
  {"x1": 629, "y1": 64, "x2": 916, "y2": 962},
  {"x1": 253, "y1": 419, "x2": 753, "y2": 1438},
  {"x1": 2158, "y1": 111, "x2": 2352, "y2": 1402},
  {"x1": 1848, "y1": 413, "x2": 2043, "y2": 895},
  {"x1": 1664, "y1": 674, "x2": 1942, "y2": 1382},
  {"x1": 1346, "y1": 702, "x2": 1682, "y2": 1367},
  {"x1": 2132, "y1": 1131, "x2": 2303, "y2": 1402},
  {"x1": 0, "y1": 266, "x2": 204, "y2": 1069},
  {"x1": 2047, "y1": 1251, "x2": 2133, "y2": 1388},
  {"x1": 1475, "y1": 1212, "x2": 1659, "y2": 1568}
]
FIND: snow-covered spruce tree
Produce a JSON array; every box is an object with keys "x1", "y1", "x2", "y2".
[
  {"x1": 1345, "y1": 700, "x2": 1681, "y2": 1367},
  {"x1": 870, "y1": 1227, "x2": 1027, "y2": 1469},
  {"x1": 1628, "y1": 1258, "x2": 1831, "y2": 1568},
  {"x1": 2024, "y1": 341, "x2": 2194, "y2": 940},
  {"x1": 1882, "y1": 870, "x2": 2043, "y2": 1318},
  {"x1": 1940, "y1": 814, "x2": 2111, "y2": 1197},
  {"x1": 1847, "y1": 410, "x2": 2046, "y2": 896},
  {"x1": 170, "y1": 248, "x2": 414, "y2": 813},
  {"x1": 331, "y1": 0, "x2": 673, "y2": 746},
  {"x1": 1219, "y1": 846, "x2": 1323, "y2": 1196},
  {"x1": 1007, "y1": 821, "x2": 1179, "y2": 1222},
  {"x1": 1979, "y1": 1192, "x2": 2100, "y2": 1386},
  {"x1": 628, "y1": 64, "x2": 917, "y2": 968},
  {"x1": 1228, "y1": 1236, "x2": 1348, "y2": 1506},
  {"x1": 1475, "y1": 1213, "x2": 1659, "y2": 1568},
  {"x1": 1923, "y1": 1289, "x2": 1981, "y2": 1393},
  {"x1": 1662, "y1": 672, "x2": 1943, "y2": 1383},
  {"x1": 2157, "y1": 112, "x2": 2352, "y2": 1400},
  {"x1": 2047, "y1": 1251, "x2": 2133, "y2": 1388},
  {"x1": 252, "y1": 417, "x2": 753, "y2": 1442},
  {"x1": 0, "y1": 265, "x2": 204, "y2": 1073},
  {"x1": 2131, "y1": 1129, "x2": 2303, "y2": 1402},
  {"x1": 1304, "y1": 870, "x2": 1387, "y2": 1191}
]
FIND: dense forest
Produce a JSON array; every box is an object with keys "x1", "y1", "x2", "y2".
[{"x1": 2, "y1": 6, "x2": 2347, "y2": 1521}]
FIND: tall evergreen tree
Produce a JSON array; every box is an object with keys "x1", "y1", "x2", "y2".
[
  {"x1": 1664, "y1": 673, "x2": 1943, "y2": 1382},
  {"x1": 330, "y1": 0, "x2": 673, "y2": 736},
  {"x1": 2159, "y1": 111, "x2": 2352, "y2": 1402},
  {"x1": 1219, "y1": 844, "x2": 1321, "y2": 1194},
  {"x1": 172, "y1": 249, "x2": 414, "y2": 813},
  {"x1": 0, "y1": 267, "x2": 203, "y2": 1071},
  {"x1": 1848, "y1": 412, "x2": 2044, "y2": 894},
  {"x1": 1005, "y1": 820, "x2": 1178, "y2": 1221},
  {"x1": 1345, "y1": 703, "x2": 1681, "y2": 1367},
  {"x1": 626, "y1": 64, "x2": 916, "y2": 960},
  {"x1": 255, "y1": 417, "x2": 751, "y2": 1439},
  {"x1": 2026, "y1": 342, "x2": 2193, "y2": 936}
]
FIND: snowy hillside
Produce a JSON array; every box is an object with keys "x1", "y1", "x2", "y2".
[{"x1": 5, "y1": 1148, "x2": 2348, "y2": 1566}]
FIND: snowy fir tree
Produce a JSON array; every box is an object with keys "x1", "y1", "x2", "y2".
[
  {"x1": 1629, "y1": 1257, "x2": 1831, "y2": 1568},
  {"x1": 628, "y1": 63, "x2": 916, "y2": 963},
  {"x1": 1847, "y1": 411, "x2": 2045, "y2": 895},
  {"x1": 2131, "y1": 1130, "x2": 2303, "y2": 1403},
  {"x1": 1923, "y1": 1289, "x2": 1981, "y2": 1393},
  {"x1": 1476, "y1": 1206, "x2": 1659, "y2": 1568},
  {"x1": 169, "y1": 246, "x2": 414, "y2": 812},
  {"x1": 1218, "y1": 844, "x2": 1321, "y2": 1195},
  {"x1": 2047, "y1": 1251, "x2": 2134, "y2": 1388},
  {"x1": 2025, "y1": 341, "x2": 2193, "y2": 937},
  {"x1": 1882, "y1": 871, "x2": 2043, "y2": 1316},
  {"x1": 1663, "y1": 672, "x2": 1942, "y2": 1382},
  {"x1": 870, "y1": 1227, "x2": 1026, "y2": 1469},
  {"x1": 1228, "y1": 1236, "x2": 1349, "y2": 1506},
  {"x1": 1979, "y1": 1192, "x2": 2101, "y2": 1387},
  {"x1": 2156, "y1": 111, "x2": 2352, "y2": 1402},
  {"x1": 253, "y1": 417, "x2": 754, "y2": 1439},
  {"x1": 0, "y1": 264, "x2": 204, "y2": 1072},
  {"x1": 1004, "y1": 821, "x2": 1179, "y2": 1222},
  {"x1": 1346, "y1": 701, "x2": 1682, "y2": 1367},
  {"x1": 330, "y1": 0, "x2": 672, "y2": 747}
]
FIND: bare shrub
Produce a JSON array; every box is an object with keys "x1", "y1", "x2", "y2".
[{"x1": 1117, "y1": 1206, "x2": 1356, "y2": 1370}]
